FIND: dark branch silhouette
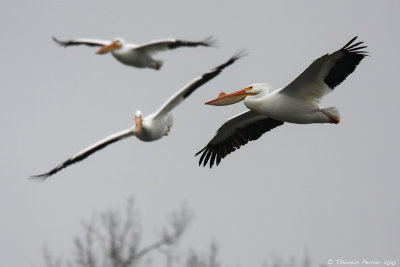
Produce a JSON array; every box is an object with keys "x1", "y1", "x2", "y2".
[{"x1": 41, "y1": 199, "x2": 320, "y2": 267}]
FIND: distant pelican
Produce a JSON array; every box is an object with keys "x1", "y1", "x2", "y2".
[
  {"x1": 53, "y1": 36, "x2": 216, "y2": 70},
  {"x1": 196, "y1": 37, "x2": 368, "y2": 168},
  {"x1": 31, "y1": 51, "x2": 245, "y2": 180}
]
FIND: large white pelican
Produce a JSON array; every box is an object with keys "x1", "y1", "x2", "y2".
[
  {"x1": 53, "y1": 36, "x2": 216, "y2": 70},
  {"x1": 31, "y1": 51, "x2": 245, "y2": 180},
  {"x1": 196, "y1": 37, "x2": 368, "y2": 168}
]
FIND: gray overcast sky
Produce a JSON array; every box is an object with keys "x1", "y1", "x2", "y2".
[{"x1": 1, "y1": 0, "x2": 399, "y2": 266}]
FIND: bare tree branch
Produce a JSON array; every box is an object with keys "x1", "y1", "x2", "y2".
[
  {"x1": 135, "y1": 205, "x2": 192, "y2": 261},
  {"x1": 40, "y1": 197, "x2": 321, "y2": 267},
  {"x1": 43, "y1": 246, "x2": 62, "y2": 267},
  {"x1": 184, "y1": 241, "x2": 220, "y2": 267},
  {"x1": 42, "y1": 198, "x2": 192, "y2": 267}
]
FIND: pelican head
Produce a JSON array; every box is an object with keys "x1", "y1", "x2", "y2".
[
  {"x1": 96, "y1": 38, "x2": 123, "y2": 54},
  {"x1": 134, "y1": 110, "x2": 143, "y2": 133},
  {"x1": 205, "y1": 83, "x2": 269, "y2": 106}
]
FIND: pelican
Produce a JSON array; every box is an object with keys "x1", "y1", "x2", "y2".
[
  {"x1": 196, "y1": 36, "x2": 368, "y2": 168},
  {"x1": 31, "y1": 51, "x2": 245, "y2": 180},
  {"x1": 52, "y1": 36, "x2": 217, "y2": 70}
]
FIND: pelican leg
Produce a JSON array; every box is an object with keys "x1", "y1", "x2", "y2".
[
  {"x1": 164, "y1": 125, "x2": 171, "y2": 136},
  {"x1": 319, "y1": 108, "x2": 340, "y2": 124}
]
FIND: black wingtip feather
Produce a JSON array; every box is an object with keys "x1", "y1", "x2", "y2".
[
  {"x1": 30, "y1": 133, "x2": 129, "y2": 181},
  {"x1": 205, "y1": 149, "x2": 214, "y2": 167},
  {"x1": 52, "y1": 36, "x2": 65, "y2": 47},
  {"x1": 198, "y1": 147, "x2": 208, "y2": 166},
  {"x1": 232, "y1": 48, "x2": 249, "y2": 61},
  {"x1": 29, "y1": 158, "x2": 74, "y2": 181},
  {"x1": 195, "y1": 147, "x2": 206, "y2": 157},
  {"x1": 341, "y1": 36, "x2": 358, "y2": 50},
  {"x1": 182, "y1": 49, "x2": 247, "y2": 99},
  {"x1": 168, "y1": 36, "x2": 218, "y2": 49},
  {"x1": 213, "y1": 48, "x2": 248, "y2": 71},
  {"x1": 324, "y1": 36, "x2": 368, "y2": 89},
  {"x1": 202, "y1": 36, "x2": 219, "y2": 47},
  {"x1": 341, "y1": 36, "x2": 368, "y2": 55},
  {"x1": 196, "y1": 118, "x2": 284, "y2": 168},
  {"x1": 210, "y1": 151, "x2": 217, "y2": 168},
  {"x1": 346, "y1": 41, "x2": 364, "y2": 50},
  {"x1": 216, "y1": 152, "x2": 222, "y2": 166},
  {"x1": 29, "y1": 174, "x2": 50, "y2": 182}
]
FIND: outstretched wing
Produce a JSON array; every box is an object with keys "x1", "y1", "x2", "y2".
[
  {"x1": 135, "y1": 36, "x2": 217, "y2": 54},
  {"x1": 281, "y1": 36, "x2": 368, "y2": 102},
  {"x1": 53, "y1": 37, "x2": 110, "y2": 47},
  {"x1": 30, "y1": 128, "x2": 134, "y2": 181},
  {"x1": 153, "y1": 50, "x2": 246, "y2": 119},
  {"x1": 196, "y1": 110, "x2": 284, "y2": 168}
]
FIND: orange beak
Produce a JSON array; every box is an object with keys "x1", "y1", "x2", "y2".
[
  {"x1": 134, "y1": 115, "x2": 142, "y2": 133},
  {"x1": 205, "y1": 86, "x2": 258, "y2": 106},
  {"x1": 96, "y1": 40, "x2": 122, "y2": 54}
]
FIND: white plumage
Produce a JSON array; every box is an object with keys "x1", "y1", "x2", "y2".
[
  {"x1": 31, "y1": 51, "x2": 245, "y2": 180},
  {"x1": 196, "y1": 37, "x2": 368, "y2": 168},
  {"x1": 53, "y1": 36, "x2": 217, "y2": 70}
]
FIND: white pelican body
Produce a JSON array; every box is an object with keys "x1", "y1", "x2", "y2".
[
  {"x1": 111, "y1": 45, "x2": 153, "y2": 68},
  {"x1": 31, "y1": 51, "x2": 244, "y2": 180},
  {"x1": 244, "y1": 87, "x2": 335, "y2": 124},
  {"x1": 135, "y1": 113, "x2": 173, "y2": 142},
  {"x1": 53, "y1": 36, "x2": 216, "y2": 70},
  {"x1": 197, "y1": 37, "x2": 368, "y2": 167}
]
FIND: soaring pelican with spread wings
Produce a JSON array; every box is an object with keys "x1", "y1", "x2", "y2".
[
  {"x1": 31, "y1": 51, "x2": 245, "y2": 180},
  {"x1": 53, "y1": 36, "x2": 216, "y2": 70},
  {"x1": 196, "y1": 36, "x2": 368, "y2": 168}
]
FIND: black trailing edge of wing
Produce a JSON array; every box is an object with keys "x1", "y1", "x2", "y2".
[
  {"x1": 30, "y1": 135, "x2": 126, "y2": 181},
  {"x1": 52, "y1": 37, "x2": 103, "y2": 47},
  {"x1": 196, "y1": 118, "x2": 283, "y2": 168},
  {"x1": 168, "y1": 36, "x2": 218, "y2": 49}
]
